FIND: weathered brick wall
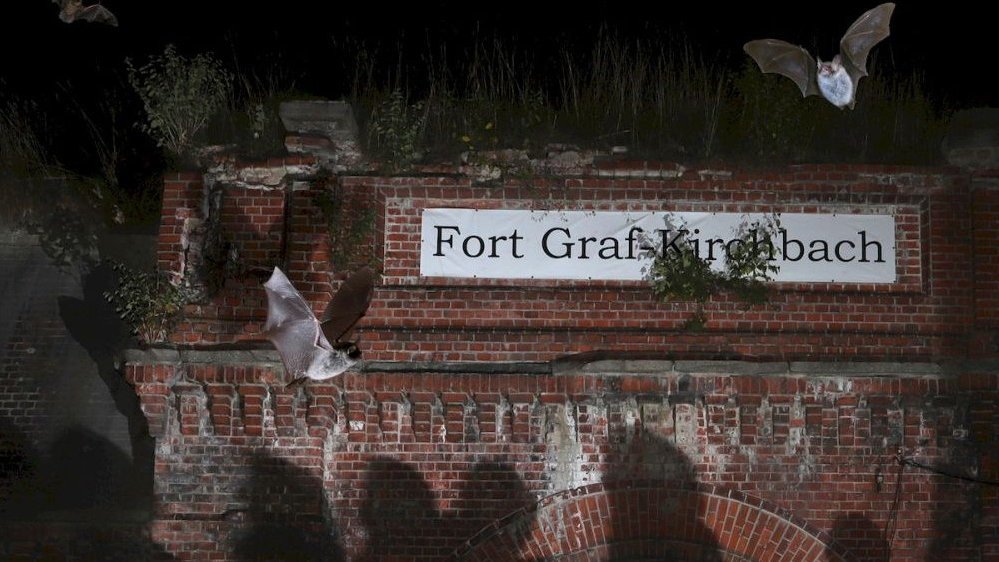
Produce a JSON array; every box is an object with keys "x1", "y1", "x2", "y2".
[
  {"x1": 122, "y1": 159, "x2": 999, "y2": 561},
  {"x1": 972, "y1": 172, "x2": 999, "y2": 335},
  {"x1": 159, "y1": 162, "x2": 991, "y2": 363},
  {"x1": 121, "y1": 357, "x2": 998, "y2": 561}
]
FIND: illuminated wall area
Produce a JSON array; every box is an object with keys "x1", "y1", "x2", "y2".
[{"x1": 95, "y1": 147, "x2": 999, "y2": 562}]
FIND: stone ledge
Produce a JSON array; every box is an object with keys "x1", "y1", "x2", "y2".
[
  {"x1": 119, "y1": 347, "x2": 998, "y2": 377},
  {"x1": 120, "y1": 347, "x2": 282, "y2": 366},
  {"x1": 788, "y1": 361, "x2": 944, "y2": 376},
  {"x1": 362, "y1": 361, "x2": 550, "y2": 374},
  {"x1": 673, "y1": 361, "x2": 788, "y2": 376}
]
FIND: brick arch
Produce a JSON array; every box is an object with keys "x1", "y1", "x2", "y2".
[{"x1": 454, "y1": 481, "x2": 849, "y2": 562}]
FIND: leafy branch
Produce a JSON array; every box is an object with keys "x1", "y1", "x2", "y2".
[
  {"x1": 102, "y1": 261, "x2": 196, "y2": 343},
  {"x1": 126, "y1": 45, "x2": 232, "y2": 158},
  {"x1": 644, "y1": 214, "x2": 782, "y2": 325},
  {"x1": 368, "y1": 89, "x2": 427, "y2": 169}
]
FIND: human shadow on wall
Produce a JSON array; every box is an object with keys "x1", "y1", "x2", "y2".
[
  {"x1": 606, "y1": 414, "x2": 724, "y2": 561},
  {"x1": 0, "y1": 421, "x2": 173, "y2": 560},
  {"x1": 233, "y1": 453, "x2": 345, "y2": 562},
  {"x1": 926, "y1": 458, "x2": 983, "y2": 560},
  {"x1": 358, "y1": 456, "x2": 438, "y2": 561},
  {"x1": 358, "y1": 457, "x2": 537, "y2": 561},
  {"x1": 1, "y1": 425, "x2": 147, "y2": 516},
  {"x1": 455, "y1": 461, "x2": 537, "y2": 553},
  {"x1": 0, "y1": 416, "x2": 36, "y2": 516},
  {"x1": 828, "y1": 513, "x2": 886, "y2": 562},
  {"x1": 45, "y1": 425, "x2": 148, "y2": 513},
  {"x1": 57, "y1": 261, "x2": 154, "y2": 510}
]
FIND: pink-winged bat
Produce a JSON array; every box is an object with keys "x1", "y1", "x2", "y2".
[
  {"x1": 52, "y1": 0, "x2": 118, "y2": 26},
  {"x1": 743, "y1": 3, "x2": 894, "y2": 109},
  {"x1": 262, "y1": 266, "x2": 376, "y2": 383}
]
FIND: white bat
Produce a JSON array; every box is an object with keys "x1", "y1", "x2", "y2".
[
  {"x1": 262, "y1": 266, "x2": 375, "y2": 382},
  {"x1": 52, "y1": 0, "x2": 118, "y2": 26},
  {"x1": 743, "y1": 3, "x2": 895, "y2": 109}
]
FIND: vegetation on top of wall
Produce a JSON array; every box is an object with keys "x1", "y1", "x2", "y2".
[
  {"x1": 345, "y1": 31, "x2": 949, "y2": 167},
  {"x1": 126, "y1": 45, "x2": 233, "y2": 160},
  {"x1": 195, "y1": 58, "x2": 317, "y2": 162},
  {"x1": 1, "y1": 96, "x2": 160, "y2": 271},
  {"x1": 367, "y1": 90, "x2": 428, "y2": 169},
  {"x1": 0, "y1": 29, "x2": 954, "y2": 283}
]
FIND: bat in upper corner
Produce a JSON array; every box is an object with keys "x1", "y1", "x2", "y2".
[
  {"x1": 262, "y1": 266, "x2": 376, "y2": 383},
  {"x1": 52, "y1": 0, "x2": 118, "y2": 26},
  {"x1": 743, "y1": 3, "x2": 894, "y2": 109}
]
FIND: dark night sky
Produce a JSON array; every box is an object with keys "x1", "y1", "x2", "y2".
[{"x1": 1, "y1": 1, "x2": 994, "y2": 108}]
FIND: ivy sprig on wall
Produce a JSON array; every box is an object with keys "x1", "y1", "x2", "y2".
[
  {"x1": 313, "y1": 177, "x2": 377, "y2": 271},
  {"x1": 644, "y1": 213, "x2": 782, "y2": 325}
]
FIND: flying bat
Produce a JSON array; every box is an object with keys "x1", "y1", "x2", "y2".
[
  {"x1": 52, "y1": 0, "x2": 118, "y2": 26},
  {"x1": 262, "y1": 266, "x2": 376, "y2": 382},
  {"x1": 743, "y1": 3, "x2": 894, "y2": 109}
]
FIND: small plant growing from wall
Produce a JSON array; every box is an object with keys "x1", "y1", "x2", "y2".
[
  {"x1": 644, "y1": 214, "x2": 782, "y2": 328},
  {"x1": 368, "y1": 89, "x2": 427, "y2": 169},
  {"x1": 126, "y1": 45, "x2": 232, "y2": 158},
  {"x1": 103, "y1": 260, "x2": 195, "y2": 343}
]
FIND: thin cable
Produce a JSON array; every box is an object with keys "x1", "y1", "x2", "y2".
[
  {"x1": 901, "y1": 457, "x2": 999, "y2": 487},
  {"x1": 883, "y1": 453, "x2": 905, "y2": 562}
]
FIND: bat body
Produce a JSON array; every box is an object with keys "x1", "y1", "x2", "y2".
[
  {"x1": 52, "y1": 0, "x2": 118, "y2": 26},
  {"x1": 743, "y1": 3, "x2": 894, "y2": 109},
  {"x1": 262, "y1": 267, "x2": 375, "y2": 382}
]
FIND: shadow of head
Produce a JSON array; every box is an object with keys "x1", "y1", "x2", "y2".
[
  {"x1": 233, "y1": 453, "x2": 342, "y2": 561},
  {"x1": 359, "y1": 457, "x2": 438, "y2": 559}
]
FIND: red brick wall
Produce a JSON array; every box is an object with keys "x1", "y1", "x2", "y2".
[
  {"x1": 159, "y1": 163, "x2": 992, "y2": 362},
  {"x1": 125, "y1": 161, "x2": 999, "y2": 561},
  {"x1": 972, "y1": 173, "x2": 999, "y2": 349},
  {"x1": 121, "y1": 361, "x2": 999, "y2": 561}
]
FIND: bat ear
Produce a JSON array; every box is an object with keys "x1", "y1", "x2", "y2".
[{"x1": 832, "y1": 54, "x2": 842, "y2": 65}]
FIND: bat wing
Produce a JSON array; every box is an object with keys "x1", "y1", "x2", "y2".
[
  {"x1": 263, "y1": 267, "x2": 355, "y2": 381},
  {"x1": 320, "y1": 266, "x2": 376, "y2": 345},
  {"x1": 743, "y1": 39, "x2": 819, "y2": 98},
  {"x1": 839, "y1": 2, "x2": 894, "y2": 82},
  {"x1": 77, "y1": 4, "x2": 118, "y2": 26}
]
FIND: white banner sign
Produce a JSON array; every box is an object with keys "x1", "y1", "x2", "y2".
[{"x1": 420, "y1": 209, "x2": 896, "y2": 283}]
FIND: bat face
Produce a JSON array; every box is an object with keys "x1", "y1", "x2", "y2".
[
  {"x1": 743, "y1": 3, "x2": 894, "y2": 110},
  {"x1": 817, "y1": 56, "x2": 842, "y2": 78}
]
